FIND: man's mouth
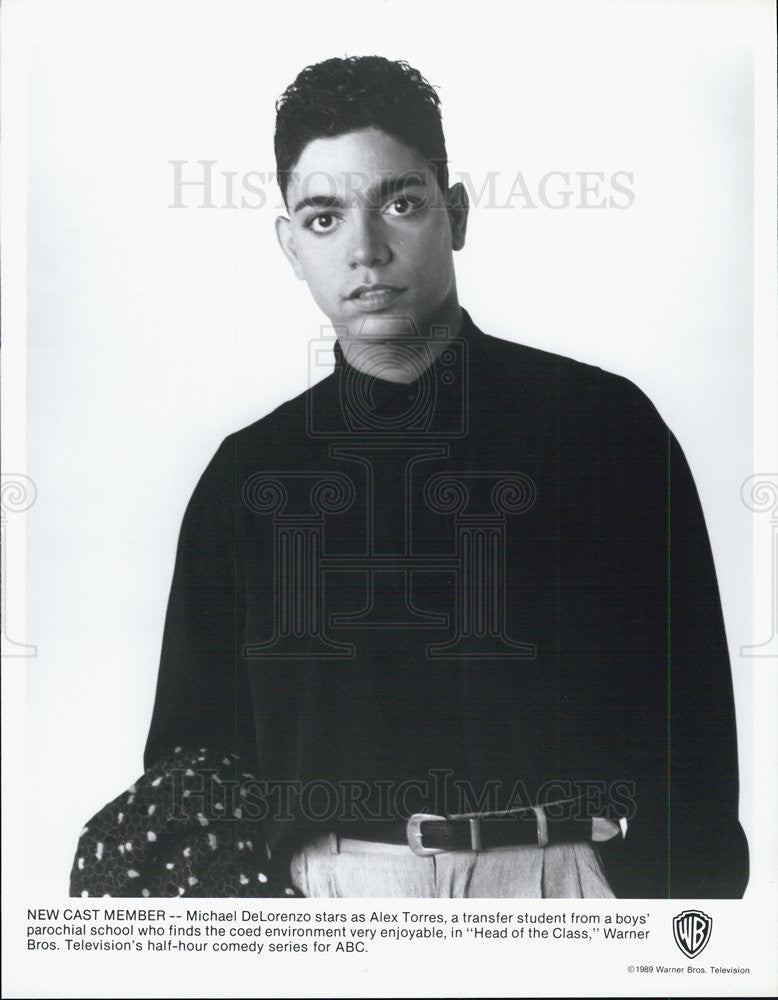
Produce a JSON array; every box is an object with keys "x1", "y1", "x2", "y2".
[{"x1": 348, "y1": 284, "x2": 406, "y2": 310}]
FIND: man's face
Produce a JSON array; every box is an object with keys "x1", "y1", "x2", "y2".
[{"x1": 276, "y1": 127, "x2": 468, "y2": 372}]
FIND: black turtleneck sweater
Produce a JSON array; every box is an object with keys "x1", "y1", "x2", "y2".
[{"x1": 144, "y1": 310, "x2": 748, "y2": 898}]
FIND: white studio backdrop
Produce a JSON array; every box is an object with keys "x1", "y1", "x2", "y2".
[{"x1": 6, "y1": 0, "x2": 762, "y2": 907}]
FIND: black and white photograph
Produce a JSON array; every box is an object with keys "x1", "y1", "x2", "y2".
[{"x1": 2, "y1": 0, "x2": 776, "y2": 996}]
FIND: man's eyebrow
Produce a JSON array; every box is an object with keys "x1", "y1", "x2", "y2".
[
  {"x1": 292, "y1": 194, "x2": 344, "y2": 214},
  {"x1": 369, "y1": 172, "x2": 428, "y2": 205},
  {"x1": 292, "y1": 173, "x2": 428, "y2": 215}
]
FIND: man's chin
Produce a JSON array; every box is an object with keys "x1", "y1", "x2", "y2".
[
  {"x1": 339, "y1": 337, "x2": 443, "y2": 383},
  {"x1": 345, "y1": 313, "x2": 423, "y2": 342}
]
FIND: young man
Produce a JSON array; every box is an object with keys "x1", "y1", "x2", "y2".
[{"x1": 137, "y1": 56, "x2": 747, "y2": 898}]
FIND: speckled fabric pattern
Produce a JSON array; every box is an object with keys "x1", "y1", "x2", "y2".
[{"x1": 70, "y1": 747, "x2": 301, "y2": 897}]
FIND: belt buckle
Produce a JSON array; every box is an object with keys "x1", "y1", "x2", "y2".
[{"x1": 406, "y1": 813, "x2": 446, "y2": 856}]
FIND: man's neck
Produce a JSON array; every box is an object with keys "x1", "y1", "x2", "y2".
[{"x1": 338, "y1": 302, "x2": 464, "y2": 384}]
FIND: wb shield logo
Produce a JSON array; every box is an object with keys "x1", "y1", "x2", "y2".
[{"x1": 673, "y1": 910, "x2": 713, "y2": 959}]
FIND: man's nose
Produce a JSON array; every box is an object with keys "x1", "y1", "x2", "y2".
[{"x1": 348, "y1": 213, "x2": 391, "y2": 269}]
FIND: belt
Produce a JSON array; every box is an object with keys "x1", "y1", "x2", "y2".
[{"x1": 405, "y1": 804, "x2": 627, "y2": 857}]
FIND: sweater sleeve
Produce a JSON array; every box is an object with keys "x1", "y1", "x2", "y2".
[
  {"x1": 143, "y1": 437, "x2": 257, "y2": 772},
  {"x1": 597, "y1": 380, "x2": 749, "y2": 898},
  {"x1": 663, "y1": 424, "x2": 748, "y2": 896}
]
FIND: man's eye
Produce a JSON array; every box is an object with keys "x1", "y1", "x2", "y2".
[
  {"x1": 384, "y1": 196, "x2": 421, "y2": 216},
  {"x1": 307, "y1": 213, "x2": 339, "y2": 233}
]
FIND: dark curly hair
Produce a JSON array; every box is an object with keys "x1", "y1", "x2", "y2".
[{"x1": 274, "y1": 55, "x2": 449, "y2": 202}]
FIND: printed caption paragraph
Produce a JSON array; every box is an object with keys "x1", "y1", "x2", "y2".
[{"x1": 25, "y1": 906, "x2": 655, "y2": 957}]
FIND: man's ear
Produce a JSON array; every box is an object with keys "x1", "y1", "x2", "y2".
[
  {"x1": 446, "y1": 182, "x2": 469, "y2": 251},
  {"x1": 275, "y1": 216, "x2": 306, "y2": 280}
]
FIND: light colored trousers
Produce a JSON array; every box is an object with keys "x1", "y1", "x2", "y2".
[{"x1": 290, "y1": 834, "x2": 615, "y2": 898}]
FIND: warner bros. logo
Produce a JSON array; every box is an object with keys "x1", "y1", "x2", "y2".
[{"x1": 672, "y1": 910, "x2": 713, "y2": 959}]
